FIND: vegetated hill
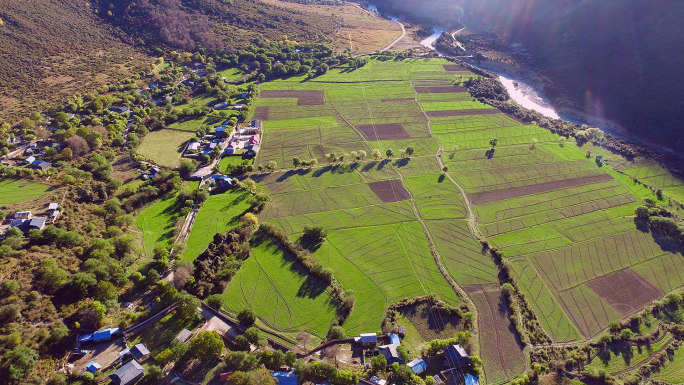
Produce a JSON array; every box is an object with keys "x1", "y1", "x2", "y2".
[
  {"x1": 378, "y1": 0, "x2": 684, "y2": 153},
  {"x1": 0, "y1": 0, "x2": 336, "y2": 122}
]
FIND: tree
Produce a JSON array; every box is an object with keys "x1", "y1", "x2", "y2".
[
  {"x1": 237, "y1": 308, "x2": 257, "y2": 326},
  {"x1": 227, "y1": 351, "x2": 257, "y2": 372},
  {"x1": 489, "y1": 138, "x2": 498, "y2": 148},
  {"x1": 64, "y1": 136, "x2": 90, "y2": 157},
  {"x1": 206, "y1": 294, "x2": 225, "y2": 310},
  {"x1": 309, "y1": 158, "x2": 318, "y2": 167},
  {"x1": 94, "y1": 281, "x2": 118, "y2": 302},
  {"x1": 620, "y1": 329, "x2": 634, "y2": 340},
  {"x1": 303, "y1": 225, "x2": 327, "y2": 243},
  {"x1": 531, "y1": 138, "x2": 537, "y2": 148},
  {"x1": 146, "y1": 365, "x2": 163, "y2": 382},
  {"x1": 328, "y1": 325, "x2": 345, "y2": 340},
  {"x1": 371, "y1": 354, "x2": 387, "y2": 372},
  {"x1": 176, "y1": 293, "x2": 200, "y2": 319},
  {"x1": 634, "y1": 206, "x2": 650, "y2": 219},
  {"x1": 4, "y1": 347, "x2": 38, "y2": 383},
  {"x1": 371, "y1": 149, "x2": 381, "y2": 160},
  {"x1": 92, "y1": 301, "x2": 107, "y2": 320},
  {"x1": 179, "y1": 159, "x2": 198, "y2": 175},
  {"x1": 442, "y1": 166, "x2": 449, "y2": 173},
  {"x1": 405, "y1": 146, "x2": 414, "y2": 157},
  {"x1": 242, "y1": 213, "x2": 258, "y2": 228},
  {"x1": 358, "y1": 150, "x2": 367, "y2": 160},
  {"x1": 155, "y1": 349, "x2": 175, "y2": 366},
  {"x1": 385, "y1": 148, "x2": 394, "y2": 158},
  {"x1": 397, "y1": 346, "x2": 409, "y2": 362},
  {"x1": 189, "y1": 331, "x2": 224, "y2": 360},
  {"x1": 599, "y1": 333, "x2": 612, "y2": 345},
  {"x1": 292, "y1": 157, "x2": 301, "y2": 168},
  {"x1": 67, "y1": 272, "x2": 97, "y2": 298}
]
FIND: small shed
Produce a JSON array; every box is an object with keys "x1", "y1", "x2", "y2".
[
  {"x1": 407, "y1": 358, "x2": 427, "y2": 375},
  {"x1": 271, "y1": 371, "x2": 297, "y2": 385},
  {"x1": 388, "y1": 334, "x2": 400, "y2": 345},
  {"x1": 250, "y1": 120, "x2": 262, "y2": 130},
  {"x1": 187, "y1": 142, "x2": 200, "y2": 151},
  {"x1": 109, "y1": 360, "x2": 145, "y2": 385},
  {"x1": 443, "y1": 344, "x2": 469, "y2": 367},
  {"x1": 48, "y1": 203, "x2": 59, "y2": 210},
  {"x1": 130, "y1": 343, "x2": 150, "y2": 362},
  {"x1": 86, "y1": 361, "x2": 102, "y2": 373},
  {"x1": 358, "y1": 333, "x2": 378, "y2": 345},
  {"x1": 51, "y1": 210, "x2": 60, "y2": 222},
  {"x1": 369, "y1": 376, "x2": 387, "y2": 385},
  {"x1": 25, "y1": 156, "x2": 36, "y2": 164},
  {"x1": 35, "y1": 161, "x2": 52, "y2": 170},
  {"x1": 465, "y1": 375, "x2": 479, "y2": 385},
  {"x1": 176, "y1": 329, "x2": 192, "y2": 343}
]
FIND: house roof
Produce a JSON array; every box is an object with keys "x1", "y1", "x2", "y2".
[
  {"x1": 176, "y1": 329, "x2": 192, "y2": 342},
  {"x1": 37, "y1": 161, "x2": 51, "y2": 169},
  {"x1": 130, "y1": 344, "x2": 150, "y2": 360},
  {"x1": 443, "y1": 344, "x2": 469, "y2": 366},
  {"x1": 15, "y1": 211, "x2": 31, "y2": 217},
  {"x1": 465, "y1": 375, "x2": 479, "y2": 385},
  {"x1": 272, "y1": 371, "x2": 297, "y2": 385},
  {"x1": 86, "y1": 362, "x2": 102, "y2": 372},
  {"x1": 48, "y1": 203, "x2": 59, "y2": 210},
  {"x1": 359, "y1": 333, "x2": 377, "y2": 343},
  {"x1": 187, "y1": 142, "x2": 200, "y2": 150},
  {"x1": 388, "y1": 334, "x2": 400, "y2": 345},
  {"x1": 407, "y1": 358, "x2": 426, "y2": 374},
  {"x1": 25, "y1": 156, "x2": 36, "y2": 163},
  {"x1": 109, "y1": 360, "x2": 145, "y2": 385},
  {"x1": 27, "y1": 217, "x2": 46, "y2": 230},
  {"x1": 93, "y1": 327, "x2": 119, "y2": 341},
  {"x1": 369, "y1": 376, "x2": 387, "y2": 385},
  {"x1": 378, "y1": 344, "x2": 400, "y2": 361},
  {"x1": 9, "y1": 220, "x2": 25, "y2": 228},
  {"x1": 251, "y1": 120, "x2": 262, "y2": 129}
]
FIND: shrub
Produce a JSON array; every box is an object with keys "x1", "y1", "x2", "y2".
[
  {"x1": 302, "y1": 225, "x2": 327, "y2": 243},
  {"x1": 328, "y1": 325, "x2": 345, "y2": 340},
  {"x1": 237, "y1": 308, "x2": 256, "y2": 326}
]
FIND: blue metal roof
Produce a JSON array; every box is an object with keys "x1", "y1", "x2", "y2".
[
  {"x1": 465, "y1": 375, "x2": 479, "y2": 385},
  {"x1": 407, "y1": 358, "x2": 426, "y2": 374},
  {"x1": 86, "y1": 362, "x2": 102, "y2": 372},
  {"x1": 272, "y1": 371, "x2": 297, "y2": 385},
  {"x1": 389, "y1": 334, "x2": 400, "y2": 345},
  {"x1": 77, "y1": 333, "x2": 94, "y2": 342},
  {"x1": 92, "y1": 327, "x2": 119, "y2": 341}
]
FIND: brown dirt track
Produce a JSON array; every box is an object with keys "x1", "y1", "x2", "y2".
[
  {"x1": 469, "y1": 173, "x2": 614, "y2": 205},
  {"x1": 253, "y1": 106, "x2": 270, "y2": 120},
  {"x1": 367, "y1": 179, "x2": 410, "y2": 203},
  {"x1": 380, "y1": 98, "x2": 416, "y2": 102},
  {"x1": 465, "y1": 284, "x2": 525, "y2": 384},
  {"x1": 425, "y1": 109, "x2": 502, "y2": 117},
  {"x1": 414, "y1": 86, "x2": 468, "y2": 94},
  {"x1": 356, "y1": 124, "x2": 412, "y2": 140},
  {"x1": 585, "y1": 269, "x2": 665, "y2": 317},
  {"x1": 443, "y1": 65, "x2": 468, "y2": 71}
]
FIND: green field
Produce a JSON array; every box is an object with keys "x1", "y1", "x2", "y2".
[
  {"x1": 136, "y1": 193, "x2": 184, "y2": 257},
  {"x1": 222, "y1": 235, "x2": 340, "y2": 338},
  {"x1": 178, "y1": 57, "x2": 684, "y2": 381},
  {"x1": 168, "y1": 116, "x2": 207, "y2": 132},
  {"x1": 652, "y1": 344, "x2": 684, "y2": 383},
  {"x1": 138, "y1": 129, "x2": 196, "y2": 168},
  {"x1": 0, "y1": 178, "x2": 53, "y2": 206},
  {"x1": 587, "y1": 335, "x2": 671, "y2": 374},
  {"x1": 183, "y1": 189, "x2": 252, "y2": 262}
]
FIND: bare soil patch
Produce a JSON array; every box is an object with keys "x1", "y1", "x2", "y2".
[
  {"x1": 368, "y1": 179, "x2": 410, "y2": 203},
  {"x1": 356, "y1": 123, "x2": 412, "y2": 140},
  {"x1": 414, "y1": 86, "x2": 468, "y2": 94},
  {"x1": 425, "y1": 109, "x2": 502, "y2": 117},
  {"x1": 253, "y1": 106, "x2": 270, "y2": 121},
  {"x1": 466, "y1": 284, "x2": 525, "y2": 384},
  {"x1": 297, "y1": 97, "x2": 325, "y2": 106},
  {"x1": 469, "y1": 173, "x2": 614, "y2": 205},
  {"x1": 443, "y1": 65, "x2": 468, "y2": 71},
  {"x1": 380, "y1": 98, "x2": 415, "y2": 102},
  {"x1": 112, "y1": 156, "x2": 139, "y2": 184},
  {"x1": 261, "y1": 90, "x2": 325, "y2": 98},
  {"x1": 585, "y1": 269, "x2": 665, "y2": 317}
]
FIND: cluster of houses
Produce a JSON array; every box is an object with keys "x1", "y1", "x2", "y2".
[
  {"x1": 224, "y1": 120, "x2": 261, "y2": 156},
  {"x1": 76, "y1": 327, "x2": 150, "y2": 385},
  {"x1": 135, "y1": 161, "x2": 161, "y2": 180},
  {"x1": 4, "y1": 204, "x2": 60, "y2": 234},
  {"x1": 355, "y1": 331, "x2": 478, "y2": 385}
]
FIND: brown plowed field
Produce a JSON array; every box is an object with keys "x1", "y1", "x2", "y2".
[
  {"x1": 261, "y1": 90, "x2": 325, "y2": 98},
  {"x1": 367, "y1": 179, "x2": 410, "y2": 203},
  {"x1": 443, "y1": 64, "x2": 468, "y2": 71},
  {"x1": 425, "y1": 109, "x2": 502, "y2": 117},
  {"x1": 414, "y1": 86, "x2": 468, "y2": 94},
  {"x1": 253, "y1": 106, "x2": 270, "y2": 120},
  {"x1": 466, "y1": 284, "x2": 525, "y2": 384},
  {"x1": 585, "y1": 269, "x2": 665, "y2": 317},
  {"x1": 380, "y1": 98, "x2": 416, "y2": 102},
  {"x1": 356, "y1": 124, "x2": 412, "y2": 140},
  {"x1": 469, "y1": 173, "x2": 614, "y2": 205},
  {"x1": 297, "y1": 98, "x2": 325, "y2": 105}
]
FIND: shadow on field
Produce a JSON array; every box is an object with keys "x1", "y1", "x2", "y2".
[
  {"x1": 438, "y1": 174, "x2": 445, "y2": 183},
  {"x1": 394, "y1": 158, "x2": 410, "y2": 168},
  {"x1": 485, "y1": 148, "x2": 496, "y2": 159}
]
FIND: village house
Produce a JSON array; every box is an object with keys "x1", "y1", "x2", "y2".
[
  {"x1": 407, "y1": 358, "x2": 427, "y2": 375},
  {"x1": 271, "y1": 371, "x2": 297, "y2": 385},
  {"x1": 176, "y1": 329, "x2": 192, "y2": 343},
  {"x1": 187, "y1": 142, "x2": 201, "y2": 152},
  {"x1": 443, "y1": 344, "x2": 470, "y2": 367},
  {"x1": 465, "y1": 375, "x2": 479, "y2": 385},
  {"x1": 109, "y1": 360, "x2": 145, "y2": 385},
  {"x1": 378, "y1": 344, "x2": 402, "y2": 365},
  {"x1": 34, "y1": 161, "x2": 52, "y2": 171},
  {"x1": 26, "y1": 217, "x2": 46, "y2": 231},
  {"x1": 130, "y1": 343, "x2": 150, "y2": 362},
  {"x1": 14, "y1": 211, "x2": 32, "y2": 220},
  {"x1": 357, "y1": 333, "x2": 378, "y2": 346}
]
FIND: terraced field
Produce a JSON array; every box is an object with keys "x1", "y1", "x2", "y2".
[{"x1": 167, "y1": 57, "x2": 684, "y2": 383}]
